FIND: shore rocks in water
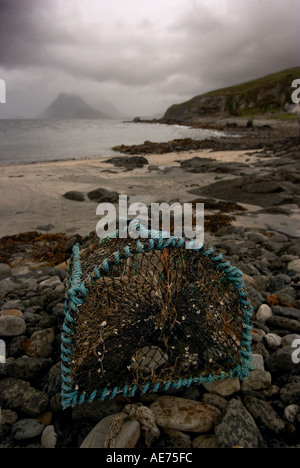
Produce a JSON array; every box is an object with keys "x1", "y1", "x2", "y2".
[
  {"x1": 187, "y1": 137, "x2": 300, "y2": 210},
  {"x1": 112, "y1": 137, "x2": 264, "y2": 155},
  {"x1": 104, "y1": 155, "x2": 149, "y2": 170}
]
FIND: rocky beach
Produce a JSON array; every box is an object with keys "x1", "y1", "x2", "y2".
[{"x1": 0, "y1": 117, "x2": 300, "y2": 449}]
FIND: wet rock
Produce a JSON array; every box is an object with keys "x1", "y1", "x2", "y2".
[
  {"x1": 150, "y1": 396, "x2": 220, "y2": 433},
  {"x1": 80, "y1": 414, "x2": 141, "y2": 448}
]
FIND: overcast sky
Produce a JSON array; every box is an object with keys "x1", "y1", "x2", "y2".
[{"x1": 0, "y1": 0, "x2": 299, "y2": 118}]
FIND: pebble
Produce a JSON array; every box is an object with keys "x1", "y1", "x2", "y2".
[
  {"x1": 287, "y1": 259, "x2": 300, "y2": 274},
  {"x1": 251, "y1": 328, "x2": 266, "y2": 343},
  {"x1": 41, "y1": 425, "x2": 57, "y2": 448},
  {"x1": 11, "y1": 418, "x2": 45, "y2": 441},
  {"x1": 150, "y1": 396, "x2": 220, "y2": 433},
  {"x1": 38, "y1": 276, "x2": 62, "y2": 291},
  {"x1": 243, "y1": 396, "x2": 285, "y2": 434},
  {"x1": 281, "y1": 334, "x2": 300, "y2": 347},
  {"x1": 280, "y1": 383, "x2": 300, "y2": 406},
  {"x1": 192, "y1": 435, "x2": 219, "y2": 448},
  {"x1": 0, "y1": 378, "x2": 49, "y2": 416},
  {"x1": 251, "y1": 354, "x2": 265, "y2": 371},
  {"x1": 6, "y1": 357, "x2": 53, "y2": 380},
  {"x1": 80, "y1": 414, "x2": 141, "y2": 448},
  {"x1": 266, "y1": 316, "x2": 300, "y2": 333},
  {"x1": 283, "y1": 405, "x2": 300, "y2": 423},
  {"x1": 265, "y1": 349, "x2": 298, "y2": 373},
  {"x1": 11, "y1": 419, "x2": 45, "y2": 441},
  {"x1": 265, "y1": 333, "x2": 282, "y2": 349},
  {"x1": 202, "y1": 377, "x2": 240, "y2": 397},
  {"x1": 272, "y1": 306, "x2": 300, "y2": 320},
  {"x1": 26, "y1": 328, "x2": 55, "y2": 358},
  {"x1": 130, "y1": 346, "x2": 168, "y2": 373},
  {"x1": 0, "y1": 316, "x2": 26, "y2": 337},
  {"x1": 256, "y1": 304, "x2": 273, "y2": 324},
  {"x1": 241, "y1": 370, "x2": 272, "y2": 392},
  {"x1": 0, "y1": 339, "x2": 6, "y2": 364},
  {"x1": 201, "y1": 393, "x2": 228, "y2": 411},
  {"x1": 0, "y1": 263, "x2": 12, "y2": 276},
  {"x1": 0, "y1": 309, "x2": 23, "y2": 317},
  {"x1": 0, "y1": 409, "x2": 18, "y2": 436}
]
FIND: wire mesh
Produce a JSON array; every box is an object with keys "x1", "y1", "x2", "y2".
[{"x1": 65, "y1": 230, "x2": 246, "y2": 395}]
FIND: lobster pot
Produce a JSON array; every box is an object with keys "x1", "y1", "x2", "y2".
[{"x1": 61, "y1": 228, "x2": 253, "y2": 409}]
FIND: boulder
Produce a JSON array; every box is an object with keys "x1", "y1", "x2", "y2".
[{"x1": 150, "y1": 396, "x2": 220, "y2": 433}]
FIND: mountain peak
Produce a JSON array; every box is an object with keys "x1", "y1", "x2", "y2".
[{"x1": 39, "y1": 93, "x2": 112, "y2": 120}]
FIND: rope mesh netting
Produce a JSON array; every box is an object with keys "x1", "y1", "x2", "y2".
[{"x1": 61, "y1": 225, "x2": 253, "y2": 409}]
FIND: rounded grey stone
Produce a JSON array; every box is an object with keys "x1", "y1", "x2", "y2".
[
  {"x1": 12, "y1": 419, "x2": 45, "y2": 441},
  {"x1": 0, "y1": 316, "x2": 26, "y2": 337}
]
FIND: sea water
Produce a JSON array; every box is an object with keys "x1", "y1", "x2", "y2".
[{"x1": 0, "y1": 119, "x2": 224, "y2": 165}]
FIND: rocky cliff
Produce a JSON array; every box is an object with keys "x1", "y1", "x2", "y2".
[{"x1": 163, "y1": 67, "x2": 300, "y2": 123}]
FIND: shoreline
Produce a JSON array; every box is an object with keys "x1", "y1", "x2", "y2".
[{"x1": 0, "y1": 119, "x2": 299, "y2": 242}]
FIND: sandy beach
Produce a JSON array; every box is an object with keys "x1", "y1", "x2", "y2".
[
  {"x1": 1, "y1": 140, "x2": 299, "y2": 242},
  {"x1": 0, "y1": 149, "x2": 256, "y2": 237}
]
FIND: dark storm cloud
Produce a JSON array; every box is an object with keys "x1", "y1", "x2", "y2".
[{"x1": 0, "y1": 0, "x2": 299, "y2": 117}]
